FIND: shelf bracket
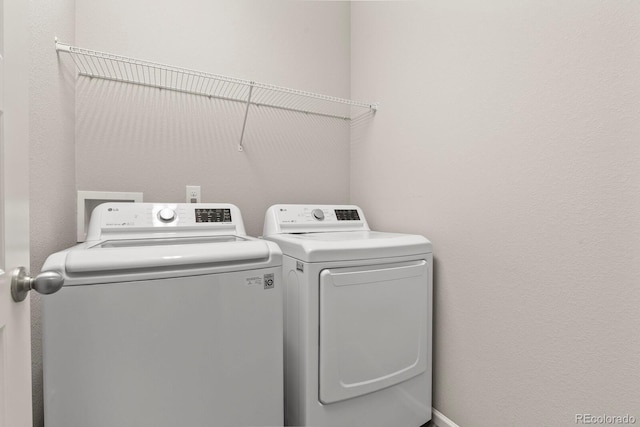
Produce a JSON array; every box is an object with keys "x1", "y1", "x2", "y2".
[
  {"x1": 238, "y1": 83, "x2": 254, "y2": 152},
  {"x1": 54, "y1": 37, "x2": 72, "y2": 53}
]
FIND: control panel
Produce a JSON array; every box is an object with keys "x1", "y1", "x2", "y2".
[
  {"x1": 86, "y1": 203, "x2": 245, "y2": 241},
  {"x1": 263, "y1": 204, "x2": 370, "y2": 235},
  {"x1": 334, "y1": 209, "x2": 360, "y2": 221},
  {"x1": 195, "y1": 208, "x2": 232, "y2": 223}
]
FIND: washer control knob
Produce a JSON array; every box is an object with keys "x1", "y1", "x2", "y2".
[
  {"x1": 312, "y1": 209, "x2": 325, "y2": 221},
  {"x1": 158, "y1": 208, "x2": 176, "y2": 223}
]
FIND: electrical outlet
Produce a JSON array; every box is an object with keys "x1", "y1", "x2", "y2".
[{"x1": 186, "y1": 185, "x2": 201, "y2": 203}]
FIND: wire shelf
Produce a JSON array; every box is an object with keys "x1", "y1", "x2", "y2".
[{"x1": 55, "y1": 41, "x2": 377, "y2": 142}]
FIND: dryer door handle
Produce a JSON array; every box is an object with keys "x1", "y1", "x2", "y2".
[{"x1": 11, "y1": 267, "x2": 64, "y2": 302}]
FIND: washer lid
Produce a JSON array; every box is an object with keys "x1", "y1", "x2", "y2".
[
  {"x1": 40, "y1": 236, "x2": 282, "y2": 285},
  {"x1": 66, "y1": 238, "x2": 272, "y2": 273},
  {"x1": 94, "y1": 235, "x2": 245, "y2": 248},
  {"x1": 265, "y1": 231, "x2": 431, "y2": 263}
]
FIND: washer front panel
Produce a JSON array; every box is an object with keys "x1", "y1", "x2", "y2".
[{"x1": 319, "y1": 260, "x2": 429, "y2": 404}]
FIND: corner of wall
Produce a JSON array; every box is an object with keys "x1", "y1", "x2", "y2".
[{"x1": 29, "y1": 0, "x2": 77, "y2": 425}]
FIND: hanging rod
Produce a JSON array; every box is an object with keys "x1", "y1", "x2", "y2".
[{"x1": 55, "y1": 40, "x2": 378, "y2": 125}]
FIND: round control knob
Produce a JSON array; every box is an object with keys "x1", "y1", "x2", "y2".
[
  {"x1": 157, "y1": 208, "x2": 176, "y2": 223},
  {"x1": 312, "y1": 209, "x2": 325, "y2": 221}
]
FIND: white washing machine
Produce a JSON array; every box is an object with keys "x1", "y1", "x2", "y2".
[
  {"x1": 263, "y1": 204, "x2": 432, "y2": 427},
  {"x1": 42, "y1": 202, "x2": 283, "y2": 427}
]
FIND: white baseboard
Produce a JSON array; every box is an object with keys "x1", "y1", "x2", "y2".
[{"x1": 432, "y1": 408, "x2": 460, "y2": 427}]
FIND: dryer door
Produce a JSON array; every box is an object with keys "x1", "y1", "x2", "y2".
[{"x1": 319, "y1": 259, "x2": 429, "y2": 404}]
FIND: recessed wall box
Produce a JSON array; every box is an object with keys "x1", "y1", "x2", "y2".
[{"x1": 77, "y1": 191, "x2": 143, "y2": 242}]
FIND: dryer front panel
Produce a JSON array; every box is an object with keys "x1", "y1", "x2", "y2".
[{"x1": 318, "y1": 259, "x2": 429, "y2": 404}]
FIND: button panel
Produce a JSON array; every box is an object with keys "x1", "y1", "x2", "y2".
[
  {"x1": 157, "y1": 208, "x2": 176, "y2": 223},
  {"x1": 264, "y1": 205, "x2": 369, "y2": 235},
  {"x1": 275, "y1": 206, "x2": 364, "y2": 225},
  {"x1": 312, "y1": 209, "x2": 325, "y2": 221},
  {"x1": 97, "y1": 204, "x2": 240, "y2": 230}
]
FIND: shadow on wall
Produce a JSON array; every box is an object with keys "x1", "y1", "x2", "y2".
[
  {"x1": 73, "y1": 75, "x2": 353, "y2": 235},
  {"x1": 350, "y1": 108, "x2": 376, "y2": 148}
]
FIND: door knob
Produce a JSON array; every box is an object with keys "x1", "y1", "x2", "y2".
[{"x1": 11, "y1": 267, "x2": 64, "y2": 302}]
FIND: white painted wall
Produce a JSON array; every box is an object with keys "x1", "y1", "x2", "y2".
[
  {"x1": 30, "y1": 1, "x2": 640, "y2": 426},
  {"x1": 29, "y1": 1, "x2": 76, "y2": 425},
  {"x1": 74, "y1": 0, "x2": 351, "y2": 238},
  {"x1": 351, "y1": 1, "x2": 640, "y2": 426},
  {"x1": 30, "y1": 1, "x2": 351, "y2": 425}
]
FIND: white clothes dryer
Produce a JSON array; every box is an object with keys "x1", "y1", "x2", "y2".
[
  {"x1": 42, "y1": 203, "x2": 283, "y2": 427},
  {"x1": 263, "y1": 204, "x2": 433, "y2": 427}
]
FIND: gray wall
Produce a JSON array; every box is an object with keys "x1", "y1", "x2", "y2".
[
  {"x1": 30, "y1": 1, "x2": 640, "y2": 426},
  {"x1": 29, "y1": 0, "x2": 76, "y2": 425},
  {"x1": 74, "y1": 0, "x2": 352, "y2": 238},
  {"x1": 30, "y1": 1, "x2": 351, "y2": 425},
  {"x1": 351, "y1": 1, "x2": 640, "y2": 426}
]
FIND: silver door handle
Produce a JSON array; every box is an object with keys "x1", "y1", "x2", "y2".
[{"x1": 11, "y1": 267, "x2": 64, "y2": 302}]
